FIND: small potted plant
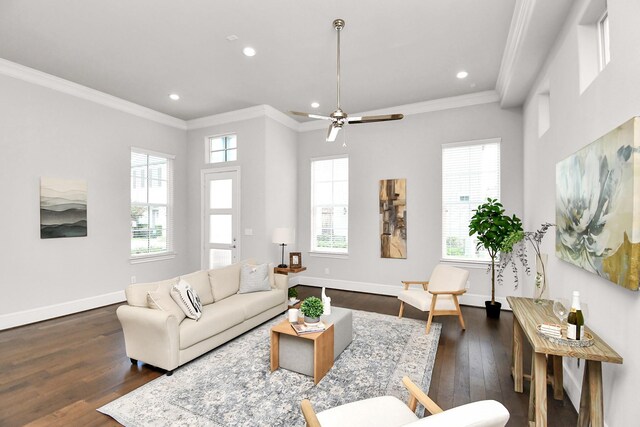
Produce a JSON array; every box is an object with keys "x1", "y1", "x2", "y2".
[
  {"x1": 469, "y1": 198, "x2": 524, "y2": 319},
  {"x1": 288, "y1": 287, "x2": 298, "y2": 304},
  {"x1": 300, "y1": 296, "x2": 324, "y2": 324}
]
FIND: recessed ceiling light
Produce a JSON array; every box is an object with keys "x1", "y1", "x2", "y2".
[
  {"x1": 226, "y1": 35, "x2": 238, "y2": 42},
  {"x1": 456, "y1": 71, "x2": 469, "y2": 79},
  {"x1": 243, "y1": 47, "x2": 256, "y2": 57},
  {"x1": 169, "y1": 93, "x2": 180, "y2": 101},
  {"x1": 311, "y1": 102, "x2": 320, "y2": 108}
]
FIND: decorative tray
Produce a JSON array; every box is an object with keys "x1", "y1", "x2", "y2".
[{"x1": 536, "y1": 324, "x2": 594, "y2": 347}]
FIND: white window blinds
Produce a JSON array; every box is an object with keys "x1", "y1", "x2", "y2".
[
  {"x1": 131, "y1": 149, "x2": 174, "y2": 257},
  {"x1": 311, "y1": 156, "x2": 349, "y2": 254},
  {"x1": 442, "y1": 139, "x2": 500, "y2": 261}
]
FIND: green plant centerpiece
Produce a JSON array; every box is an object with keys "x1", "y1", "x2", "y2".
[
  {"x1": 288, "y1": 287, "x2": 298, "y2": 302},
  {"x1": 300, "y1": 296, "x2": 324, "y2": 324},
  {"x1": 469, "y1": 198, "x2": 524, "y2": 318}
]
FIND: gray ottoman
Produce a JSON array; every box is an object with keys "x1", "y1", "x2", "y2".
[{"x1": 279, "y1": 306, "x2": 353, "y2": 377}]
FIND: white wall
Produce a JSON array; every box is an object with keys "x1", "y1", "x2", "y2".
[
  {"x1": 185, "y1": 116, "x2": 297, "y2": 270},
  {"x1": 0, "y1": 74, "x2": 189, "y2": 327},
  {"x1": 295, "y1": 102, "x2": 524, "y2": 306},
  {"x1": 522, "y1": 0, "x2": 640, "y2": 424}
]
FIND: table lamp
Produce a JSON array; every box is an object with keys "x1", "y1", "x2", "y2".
[{"x1": 272, "y1": 227, "x2": 294, "y2": 268}]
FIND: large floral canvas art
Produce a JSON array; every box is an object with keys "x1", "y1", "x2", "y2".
[
  {"x1": 380, "y1": 178, "x2": 406, "y2": 258},
  {"x1": 556, "y1": 117, "x2": 640, "y2": 291},
  {"x1": 40, "y1": 177, "x2": 87, "y2": 238}
]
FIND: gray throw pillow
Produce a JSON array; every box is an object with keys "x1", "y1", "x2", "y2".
[{"x1": 238, "y1": 263, "x2": 271, "y2": 294}]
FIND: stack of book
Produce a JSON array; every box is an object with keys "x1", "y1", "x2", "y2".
[
  {"x1": 291, "y1": 322, "x2": 326, "y2": 335},
  {"x1": 539, "y1": 322, "x2": 562, "y2": 338}
]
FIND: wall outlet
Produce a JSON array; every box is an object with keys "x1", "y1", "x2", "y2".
[
  {"x1": 324, "y1": 268, "x2": 330, "y2": 275},
  {"x1": 131, "y1": 276, "x2": 136, "y2": 284}
]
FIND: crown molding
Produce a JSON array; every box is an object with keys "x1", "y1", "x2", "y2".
[
  {"x1": 298, "y1": 90, "x2": 500, "y2": 132},
  {"x1": 496, "y1": 0, "x2": 536, "y2": 105},
  {"x1": 0, "y1": 58, "x2": 187, "y2": 130},
  {"x1": 186, "y1": 104, "x2": 300, "y2": 131}
]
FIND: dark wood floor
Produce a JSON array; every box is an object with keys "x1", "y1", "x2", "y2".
[{"x1": 0, "y1": 286, "x2": 578, "y2": 426}]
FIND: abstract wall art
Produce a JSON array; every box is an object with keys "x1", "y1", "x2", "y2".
[
  {"x1": 40, "y1": 177, "x2": 87, "y2": 239},
  {"x1": 556, "y1": 117, "x2": 640, "y2": 291},
  {"x1": 380, "y1": 178, "x2": 406, "y2": 259}
]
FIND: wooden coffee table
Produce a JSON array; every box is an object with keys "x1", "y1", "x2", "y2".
[{"x1": 270, "y1": 319, "x2": 334, "y2": 384}]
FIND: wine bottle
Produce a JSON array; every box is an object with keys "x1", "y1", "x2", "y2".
[{"x1": 567, "y1": 291, "x2": 585, "y2": 340}]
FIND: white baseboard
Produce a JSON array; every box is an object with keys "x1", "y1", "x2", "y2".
[
  {"x1": 295, "y1": 276, "x2": 511, "y2": 310},
  {"x1": 0, "y1": 290, "x2": 126, "y2": 330}
]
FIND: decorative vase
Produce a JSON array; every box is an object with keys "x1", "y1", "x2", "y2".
[
  {"x1": 304, "y1": 316, "x2": 320, "y2": 325},
  {"x1": 534, "y1": 253, "x2": 549, "y2": 303}
]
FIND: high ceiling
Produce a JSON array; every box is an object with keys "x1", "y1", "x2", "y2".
[{"x1": 0, "y1": 0, "x2": 573, "y2": 121}]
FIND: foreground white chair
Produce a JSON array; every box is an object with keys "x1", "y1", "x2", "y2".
[
  {"x1": 301, "y1": 376, "x2": 509, "y2": 427},
  {"x1": 398, "y1": 264, "x2": 469, "y2": 334}
]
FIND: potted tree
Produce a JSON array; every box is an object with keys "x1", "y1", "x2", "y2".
[
  {"x1": 469, "y1": 198, "x2": 523, "y2": 319},
  {"x1": 300, "y1": 296, "x2": 324, "y2": 324}
]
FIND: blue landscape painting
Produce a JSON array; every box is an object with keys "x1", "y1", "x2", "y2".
[{"x1": 40, "y1": 177, "x2": 87, "y2": 238}]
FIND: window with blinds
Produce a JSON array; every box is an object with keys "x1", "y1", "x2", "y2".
[
  {"x1": 311, "y1": 156, "x2": 348, "y2": 254},
  {"x1": 442, "y1": 139, "x2": 500, "y2": 262},
  {"x1": 131, "y1": 149, "x2": 174, "y2": 258}
]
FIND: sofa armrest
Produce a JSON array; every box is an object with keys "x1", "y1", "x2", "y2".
[
  {"x1": 116, "y1": 304, "x2": 180, "y2": 371},
  {"x1": 274, "y1": 273, "x2": 288, "y2": 291}
]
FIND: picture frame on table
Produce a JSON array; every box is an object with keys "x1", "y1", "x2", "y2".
[{"x1": 289, "y1": 252, "x2": 302, "y2": 268}]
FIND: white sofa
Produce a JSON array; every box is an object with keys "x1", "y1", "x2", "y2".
[{"x1": 116, "y1": 260, "x2": 287, "y2": 374}]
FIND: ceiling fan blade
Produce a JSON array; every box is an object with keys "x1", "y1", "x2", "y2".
[
  {"x1": 290, "y1": 111, "x2": 332, "y2": 120},
  {"x1": 326, "y1": 124, "x2": 341, "y2": 142},
  {"x1": 347, "y1": 114, "x2": 404, "y2": 124}
]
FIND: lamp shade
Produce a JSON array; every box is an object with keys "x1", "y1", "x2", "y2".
[{"x1": 272, "y1": 227, "x2": 294, "y2": 245}]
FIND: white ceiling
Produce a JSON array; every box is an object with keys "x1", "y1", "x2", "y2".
[{"x1": 0, "y1": 0, "x2": 573, "y2": 121}]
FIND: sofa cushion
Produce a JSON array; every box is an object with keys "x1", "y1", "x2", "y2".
[
  {"x1": 147, "y1": 286, "x2": 186, "y2": 323},
  {"x1": 171, "y1": 280, "x2": 203, "y2": 320},
  {"x1": 180, "y1": 270, "x2": 214, "y2": 305},
  {"x1": 125, "y1": 277, "x2": 179, "y2": 307},
  {"x1": 179, "y1": 297, "x2": 246, "y2": 349},
  {"x1": 224, "y1": 289, "x2": 285, "y2": 320},
  {"x1": 209, "y1": 262, "x2": 242, "y2": 301},
  {"x1": 238, "y1": 263, "x2": 271, "y2": 294}
]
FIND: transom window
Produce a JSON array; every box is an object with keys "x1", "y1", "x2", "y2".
[
  {"x1": 131, "y1": 149, "x2": 174, "y2": 258},
  {"x1": 208, "y1": 134, "x2": 237, "y2": 164},
  {"x1": 442, "y1": 139, "x2": 500, "y2": 262},
  {"x1": 598, "y1": 10, "x2": 610, "y2": 70},
  {"x1": 311, "y1": 156, "x2": 349, "y2": 254}
]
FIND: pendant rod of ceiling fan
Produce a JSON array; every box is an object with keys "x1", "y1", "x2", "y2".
[{"x1": 336, "y1": 22, "x2": 341, "y2": 110}]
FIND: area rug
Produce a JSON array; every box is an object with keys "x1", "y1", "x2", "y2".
[{"x1": 99, "y1": 309, "x2": 441, "y2": 427}]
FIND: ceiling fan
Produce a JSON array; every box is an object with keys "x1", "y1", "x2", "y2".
[{"x1": 290, "y1": 19, "x2": 403, "y2": 142}]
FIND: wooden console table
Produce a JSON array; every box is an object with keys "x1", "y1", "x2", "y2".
[{"x1": 507, "y1": 297, "x2": 622, "y2": 427}]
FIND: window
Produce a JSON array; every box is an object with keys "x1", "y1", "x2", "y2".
[
  {"x1": 311, "y1": 156, "x2": 348, "y2": 254},
  {"x1": 131, "y1": 149, "x2": 174, "y2": 258},
  {"x1": 442, "y1": 139, "x2": 500, "y2": 262},
  {"x1": 598, "y1": 10, "x2": 610, "y2": 70},
  {"x1": 208, "y1": 134, "x2": 237, "y2": 164}
]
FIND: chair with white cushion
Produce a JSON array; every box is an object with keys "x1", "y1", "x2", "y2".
[
  {"x1": 301, "y1": 376, "x2": 509, "y2": 427},
  {"x1": 398, "y1": 264, "x2": 469, "y2": 334}
]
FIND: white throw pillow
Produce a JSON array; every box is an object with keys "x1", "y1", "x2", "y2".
[
  {"x1": 170, "y1": 279, "x2": 203, "y2": 320},
  {"x1": 238, "y1": 263, "x2": 271, "y2": 294},
  {"x1": 147, "y1": 287, "x2": 186, "y2": 323}
]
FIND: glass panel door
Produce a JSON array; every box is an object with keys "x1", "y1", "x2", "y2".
[{"x1": 202, "y1": 170, "x2": 239, "y2": 269}]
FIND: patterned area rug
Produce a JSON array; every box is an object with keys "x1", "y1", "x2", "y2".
[{"x1": 99, "y1": 309, "x2": 441, "y2": 427}]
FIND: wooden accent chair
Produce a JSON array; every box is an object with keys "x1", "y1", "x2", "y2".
[
  {"x1": 398, "y1": 264, "x2": 469, "y2": 334},
  {"x1": 301, "y1": 376, "x2": 509, "y2": 427}
]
